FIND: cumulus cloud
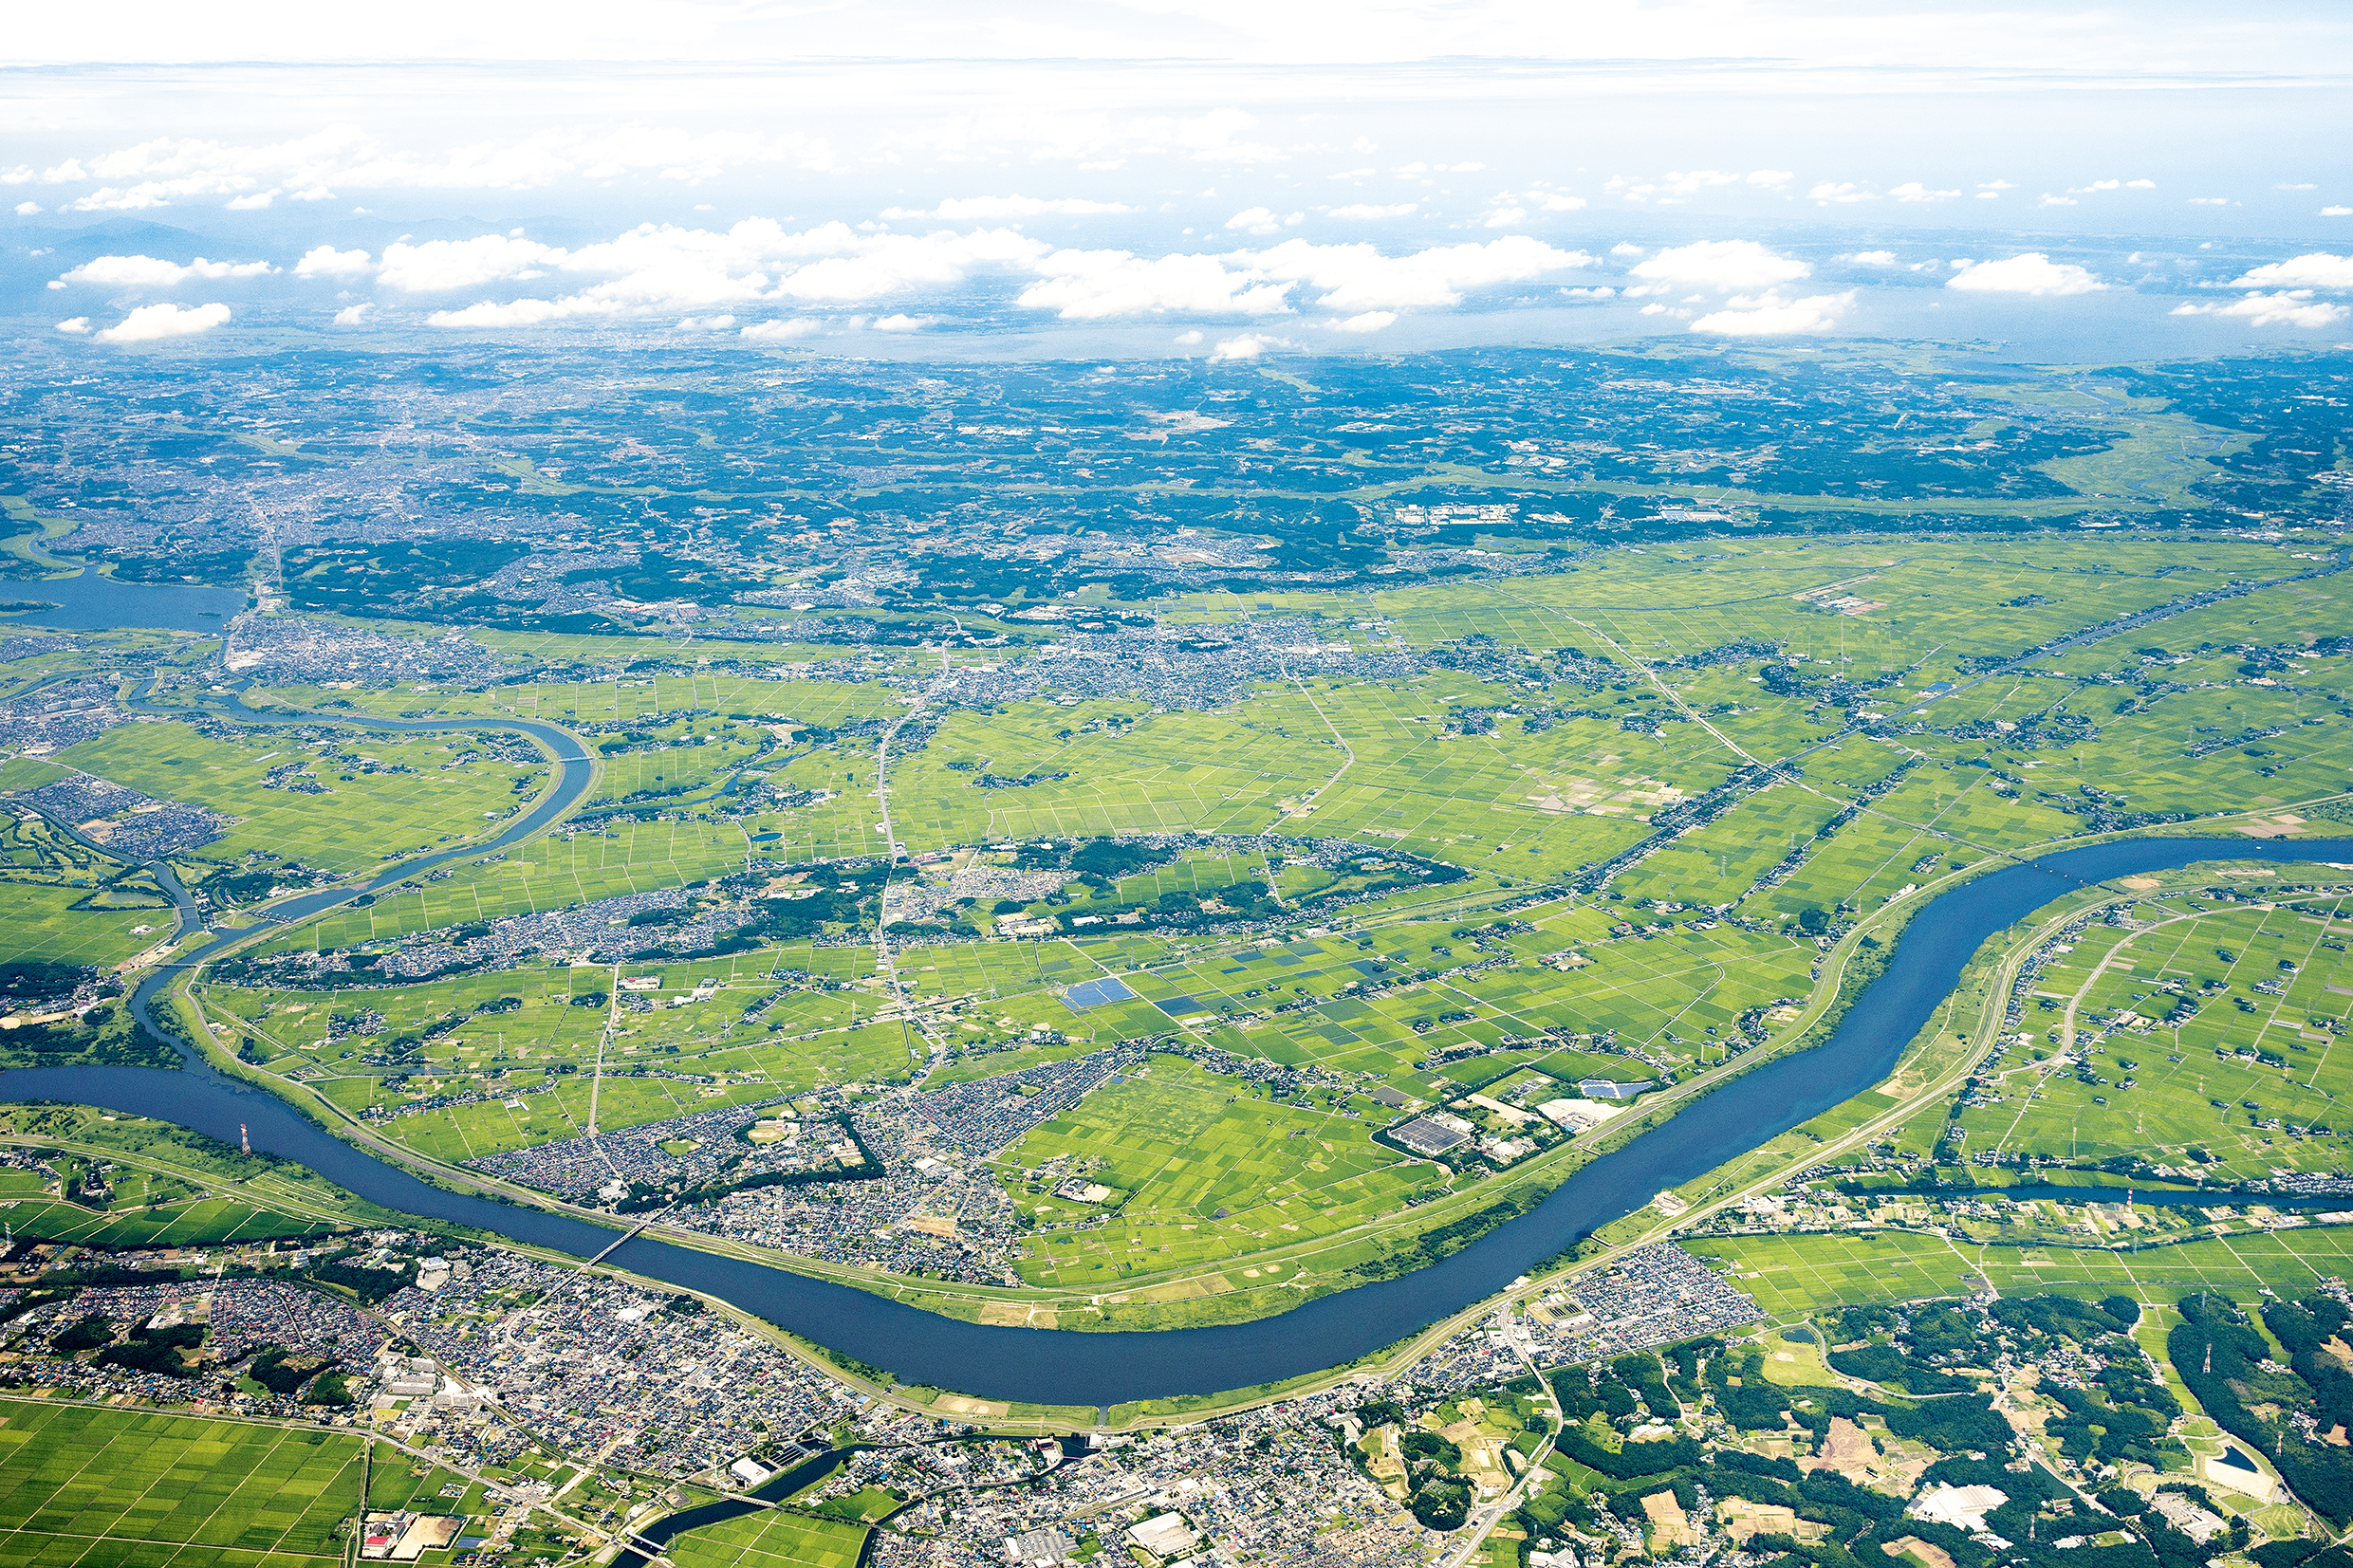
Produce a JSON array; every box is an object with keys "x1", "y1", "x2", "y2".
[
  {"x1": 1016, "y1": 235, "x2": 1585, "y2": 321},
  {"x1": 379, "y1": 235, "x2": 566, "y2": 292},
  {"x1": 1629, "y1": 239, "x2": 1808, "y2": 292},
  {"x1": 373, "y1": 221, "x2": 1052, "y2": 325},
  {"x1": 1747, "y1": 170, "x2": 1794, "y2": 189},
  {"x1": 741, "y1": 318, "x2": 822, "y2": 341},
  {"x1": 1249, "y1": 236, "x2": 1592, "y2": 310},
  {"x1": 1211, "y1": 332, "x2": 1286, "y2": 360},
  {"x1": 1840, "y1": 250, "x2": 1899, "y2": 266},
  {"x1": 53, "y1": 253, "x2": 274, "y2": 288},
  {"x1": 676, "y1": 313, "x2": 736, "y2": 330},
  {"x1": 1808, "y1": 182, "x2": 1876, "y2": 204},
  {"x1": 2068, "y1": 178, "x2": 2157, "y2": 193},
  {"x1": 54, "y1": 317, "x2": 88, "y2": 334},
  {"x1": 774, "y1": 227, "x2": 1048, "y2": 301},
  {"x1": 870, "y1": 313, "x2": 934, "y2": 331},
  {"x1": 1325, "y1": 202, "x2": 1417, "y2": 219},
  {"x1": 295, "y1": 245, "x2": 372, "y2": 278},
  {"x1": 1330, "y1": 311, "x2": 1397, "y2": 332},
  {"x1": 2325, "y1": 207, "x2": 2352, "y2": 217},
  {"x1": 1607, "y1": 169, "x2": 1740, "y2": 204},
  {"x1": 1173, "y1": 329, "x2": 1203, "y2": 344},
  {"x1": 13, "y1": 201, "x2": 39, "y2": 215},
  {"x1": 1561, "y1": 286, "x2": 1616, "y2": 300},
  {"x1": 94, "y1": 302, "x2": 231, "y2": 342},
  {"x1": 25, "y1": 123, "x2": 839, "y2": 212},
  {"x1": 1889, "y1": 182, "x2": 1959, "y2": 202},
  {"x1": 1226, "y1": 206, "x2": 1301, "y2": 234},
  {"x1": 1946, "y1": 253, "x2": 2103, "y2": 295},
  {"x1": 331, "y1": 303, "x2": 375, "y2": 325},
  {"x1": 888, "y1": 194, "x2": 1135, "y2": 220},
  {"x1": 427, "y1": 297, "x2": 621, "y2": 327},
  {"x1": 1020, "y1": 250, "x2": 1295, "y2": 318},
  {"x1": 2188, "y1": 197, "x2": 2235, "y2": 207},
  {"x1": 2228, "y1": 253, "x2": 2353, "y2": 290},
  {"x1": 2172, "y1": 291, "x2": 2348, "y2": 329},
  {"x1": 1689, "y1": 290, "x2": 1853, "y2": 335}
]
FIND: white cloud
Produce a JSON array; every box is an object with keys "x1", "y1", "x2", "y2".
[
  {"x1": 1946, "y1": 253, "x2": 2103, "y2": 294},
  {"x1": 27, "y1": 124, "x2": 838, "y2": 213},
  {"x1": 889, "y1": 194, "x2": 1135, "y2": 220},
  {"x1": 331, "y1": 302, "x2": 375, "y2": 325},
  {"x1": 1211, "y1": 332, "x2": 1286, "y2": 360},
  {"x1": 13, "y1": 201, "x2": 39, "y2": 215},
  {"x1": 767, "y1": 226, "x2": 1047, "y2": 302},
  {"x1": 1020, "y1": 249, "x2": 1295, "y2": 318},
  {"x1": 1330, "y1": 310, "x2": 1396, "y2": 332},
  {"x1": 2036, "y1": 194, "x2": 2078, "y2": 207},
  {"x1": 1978, "y1": 180, "x2": 2016, "y2": 193},
  {"x1": 295, "y1": 245, "x2": 372, "y2": 278},
  {"x1": 1607, "y1": 169, "x2": 1740, "y2": 204},
  {"x1": 1840, "y1": 249, "x2": 1899, "y2": 266},
  {"x1": 1226, "y1": 206, "x2": 1301, "y2": 234},
  {"x1": 1561, "y1": 286, "x2": 1616, "y2": 300},
  {"x1": 376, "y1": 221, "x2": 1049, "y2": 324},
  {"x1": 225, "y1": 190, "x2": 275, "y2": 210},
  {"x1": 1609, "y1": 242, "x2": 1645, "y2": 257},
  {"x1": 2228, "y1": 253, "x2": 2353, "y2": 290},
  {"x1": 1630, "y1": 239, "x2": 1808, "y2": 292},
  {"x1": 1173, "y1": 329, "x2": 1203, "y2": 344},
  {"x1": 2325, "y1": 207, "x2": 2352, "y2": 218},
  {"x1": 1325, "y1": 202, "x2": 1417, "y2": 219},
  {"x1": 1690, "y1": 290, "x2": 1854, "y2": 335},
  {"x1": 2067, "y1": 178, "x2": 2157, "y2": 193},
  {"x1": 2172, "y1": 291, "x2": 2348, "y2": 329},
  {"x1": 1483, "y1": 206, "x2": 1527, "y2": 228},
  {"x1": 54, "y1": 253, "x2": 274, "y2": 288},
  {"x1": 427, "y1": 297, "x2": 622, "y2": 327},
  {"x1": 1746, "y1": 170, "x2": 1794, "y2": 189},
  {"x1": 2276, "y1": 183, "x2": 2319, "y2": 191},
  {"x1": 676, "y1": 313, "x2": 735, "y2": 330},
  {"x1": 871, "y1": 313, "x2": 934, "y2": 331},
  {"x1": 94, "y1": 301, "x2": 231, "y2": 342},
  {"x1": 54, "y1": 317, "x2": 88, "y2": 334},
  {"x1": 741, "y1": 318, "x2": 821, "y2": 341},
  {"x1": 1016, "y1": 235, "x2": 1584, "y2": 320},
  {"x1": 1809, "y1": 181, "x2": 1876, "y2": 204},
  {"x1": 378, "y1": 234, "x2": 566, "y2": 292},
  {"x1": 1889, "y1": 182, "x2": 1958, "y2": 202},
  {"x1": 1250, "y1": 236, "x2": 1591, "y2": 309},
  {"x1": 2187, "y1": 197, "x2": 2235, "y2": 207}
]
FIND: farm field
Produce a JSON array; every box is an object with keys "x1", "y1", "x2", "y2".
[
  {"x1": 0, "y1": 1400, "x2": 363, "y2": 1568},
  {"x1": 1691, "y1": 1224, "x2": 2353, "y2": 1318},
  {"x1": 54, "y1": 720, "x2": 549, "y2": 874},
  {"x1": 669, "y1": 1509, "x2": 869, "y2": 1568},
  {"x1": 0, "y1": 879, "x2": 166, "y2": 966},
  {"x1": 998, "y1": 1053, "x2": 1442, "y2": 1288},
  {"x1": 0, "y1": 1193, "x2": 338, "y2": 1245},
  {"x1": 1955, "y1": 892, "x2": 2353, "y2": 1178}
]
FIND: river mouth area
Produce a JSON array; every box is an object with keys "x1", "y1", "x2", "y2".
[{"x1": 7, "y1": 825, "x2": 2349, "y2": 1406}]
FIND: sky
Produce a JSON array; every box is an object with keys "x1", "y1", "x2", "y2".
[{"x1": 6, "y1": 0, "x2": 2353, "y2": 357}]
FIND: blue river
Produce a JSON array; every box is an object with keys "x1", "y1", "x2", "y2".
[{"x1": 2, "y1": 688, "x2": 2345, "y2": 1403}]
